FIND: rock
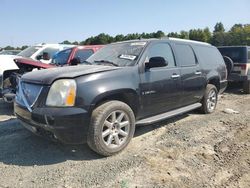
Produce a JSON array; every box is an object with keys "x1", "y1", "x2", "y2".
[{"x1": 223, "y1": 108, "x2": 239, "y2": 114}]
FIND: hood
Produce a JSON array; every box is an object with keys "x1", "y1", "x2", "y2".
[
  {"x1": 0, "y1": 55, "x2": 20, "y2": 75},
  {"x1": 21, "y1": 65, "x2": 120, "y2": 85},
  {"x1": 14, "y1": 58, "x2": 55, "y2": 69}
]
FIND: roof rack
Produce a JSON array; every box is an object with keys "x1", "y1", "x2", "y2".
[{"x1": 168, "y1": 37, "x2": 211, "y2": 46}]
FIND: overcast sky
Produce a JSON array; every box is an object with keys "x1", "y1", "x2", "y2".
[{"x1": 0, "y1": 0, "x2": 249, "y2": 47}]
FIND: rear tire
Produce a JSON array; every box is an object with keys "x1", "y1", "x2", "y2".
[
  {"x1": 87, "y1": 100, "x2": 135, "y2": 156},
  {"x1": 243, "y1": 80, "x2": 250, "y2": 94},
  {"x1": 201, "y1": 84, "x2": 218, "y2": 114}
]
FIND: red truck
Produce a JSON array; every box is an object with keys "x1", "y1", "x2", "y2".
[{"x1": 2, "y1": 45, "x2": 103, "y2": 102}]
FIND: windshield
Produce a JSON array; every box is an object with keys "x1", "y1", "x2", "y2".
[
  {"x1": 87, "y1": 41, "x2": 147, "y2": 67},
  {"x1": 17, "y1": 46, "x2": 42, "y2": 58},
  {"x1": 218, "y1": 47, "x2": 247, "y2": 64},
  {"x1": 51, "y1": 48, "x2": 73, "y2": 65}
]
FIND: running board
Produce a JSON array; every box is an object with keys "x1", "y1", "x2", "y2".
[{"x1": 136, "y1": 103, "x2": 202, "y2": 125}]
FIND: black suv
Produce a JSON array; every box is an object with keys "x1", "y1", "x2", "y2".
[
  {"x1": 218, "y1": 46, "x2": 250, "y2": 93},
  {"x1": 14, "y1": 38, "x2": 227, "y2": 156}
]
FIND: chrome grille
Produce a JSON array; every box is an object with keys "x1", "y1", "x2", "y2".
[
  {"x1": 16, "y1": 81, "x2": 43, "y2": 108},
  {"x1": 22, "y1": 82, "x2": 43, "y2": 106}
]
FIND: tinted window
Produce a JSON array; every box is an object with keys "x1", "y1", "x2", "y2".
[
  {"x1": 194, "y1": 46, "x2": 224, "y2": 66},
  {"x1": 175, "y1": 44, "x2": 196, "y2": 66},
  {"x1": 74, "y1": 49, "x2": 94, "y2": 63},
  {"x1": 51, "y1": 48, "x2": 72, "y2": 65},
  {"x1": 248, "y1": 50, "x2": 250, "y2": 61},
  {"x1": 147, "y1": 43, "x2": 175, "y2": 67},
  {"x1": 218, "y1": 47, "x2": 247, "y2": 64}
]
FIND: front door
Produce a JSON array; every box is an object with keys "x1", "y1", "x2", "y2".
[{"x1": 139, "y1": 42, "x2": 182, "y2": 117}]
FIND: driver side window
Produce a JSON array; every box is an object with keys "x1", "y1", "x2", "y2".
[{"x1": 147, "y1": 43, "x2": 176, "y2": 68}]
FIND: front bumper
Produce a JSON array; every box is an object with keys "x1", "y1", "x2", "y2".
[{"x1": 14, "y1": 102, "x2": 91, "y2": 144}]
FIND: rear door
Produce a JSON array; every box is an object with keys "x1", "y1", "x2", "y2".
[
  {"x1": 139, "y1": 42, "x2": 183, "y2": 116},
  {"x1": 173, "y1": 43, "x2": 205, "y2": 106}
]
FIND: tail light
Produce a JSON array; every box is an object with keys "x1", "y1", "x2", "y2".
[
  {"x1": 235, "y1": 64, "x2": 247, "y2": 70},
  {"x1": 240, "y1": 64, "x2": 247, "y2": 70}
]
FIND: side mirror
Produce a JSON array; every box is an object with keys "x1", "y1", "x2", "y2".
[
  {"x1": 145, "y1": 56, "x2": 168, "y2": 70},
  {"x1": 70, "y1": 57, "x2": 81, "y2": 66}
]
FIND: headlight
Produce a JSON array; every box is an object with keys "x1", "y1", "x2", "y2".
[{"x1": 46, "y1": 79, "x2": 76, "y2": 107}]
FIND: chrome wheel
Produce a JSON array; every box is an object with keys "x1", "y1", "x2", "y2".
[
  {"x1": 101, "y1": 110, "x2": 130, "y2": 149},
  {"x1": 207, "y1": 90, "x2": 217, "y2": 111}
]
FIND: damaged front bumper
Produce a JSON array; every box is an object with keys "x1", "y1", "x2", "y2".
[{"x1": 1, "y1": 71, "x2": 22, "y2": 103}]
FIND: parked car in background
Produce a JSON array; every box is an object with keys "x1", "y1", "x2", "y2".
[
  {"x1": 51, "y1": 45, "x2": 104, "y2": 66},
  {"x1": 218, "y1": 46, "x2": 250, "y2": 93},
  {"x1": 15, "y1": 38, "x2": 227, "y2": 156},
  {"x1": 0, "y1": 43, "x2": 74, "y2": 101},
  {"x1": 0, "y1": 45, "x2": 103, "y2": 103},
  {"x1": 0, "y1": 50, "x2": 21, "y2": 55}
]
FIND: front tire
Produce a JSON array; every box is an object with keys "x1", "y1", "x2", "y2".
[
  {"x1": 201, "y1": 84, "x2": 218, "y2": 114},
  {"x1": 87, "y1": 100, "x2": 135, "y2": 156}
]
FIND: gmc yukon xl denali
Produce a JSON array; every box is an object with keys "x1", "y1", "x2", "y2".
[{"x1": 14, "y1": 38, "x2": 227, "y2": 156}]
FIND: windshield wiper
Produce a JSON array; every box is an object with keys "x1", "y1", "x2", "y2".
[{"x1": 94, "y1": 60, "x2": 118, "y2": 67}]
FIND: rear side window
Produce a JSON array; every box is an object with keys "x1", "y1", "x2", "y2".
[
  {"x1": 175, "y1": 44, "x2": 196, "y2": 66},
  {"x1": 195, "y1": 46, "x2": 224, "y2": 66},
  {"x1": 248, "y1": 50, "x2": 250, "y2": 61},
  {"x1": 147, "y1": 43, "x2": 176, "y2": 67},
  {"x1": 74, "y1": 49, "x2": 94, "y2": 63}
]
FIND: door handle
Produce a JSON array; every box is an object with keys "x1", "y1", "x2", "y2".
[
  {"x1": 195, "y1": 71, "x2": 202, "y2": 75},
  {"x1": 171, "y1": 74, "x2": 180, "y2": 78}
]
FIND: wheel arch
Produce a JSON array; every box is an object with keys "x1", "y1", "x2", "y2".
[
  {"x1": 207, "y1": 76, "x2": 220, "y2": 92},
  {"x1": 90, "y1": 89, "x2": 139, "y2": 117}
]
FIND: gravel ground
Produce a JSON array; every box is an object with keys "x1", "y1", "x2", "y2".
[{"x1": 0, "y1": 85, "x2": 249, "y2": 188}]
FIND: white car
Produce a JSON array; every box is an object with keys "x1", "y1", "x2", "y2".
[{"x1": 0, "y1": 43, "x2": 75, "y2": 99}]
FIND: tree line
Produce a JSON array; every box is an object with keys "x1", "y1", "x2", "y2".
[{"x1": 2, "y1": 22, "x2": 250, "y2": 50}]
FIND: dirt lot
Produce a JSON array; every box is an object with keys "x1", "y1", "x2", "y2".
[{"x1": 0, "y1": 85, "x2": 249, "y2": 188}]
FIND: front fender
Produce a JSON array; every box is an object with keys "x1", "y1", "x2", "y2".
[{"x1": 75, "y1": 67, "x2": 140, "y2": 110}]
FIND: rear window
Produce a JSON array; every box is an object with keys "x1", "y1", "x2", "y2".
[
  {"x1": 218, "y1": 47, "x2": 247, "y2": 64},
  {"x1": 175, "y1": 44, "x2": 196, "y2": 66}
]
